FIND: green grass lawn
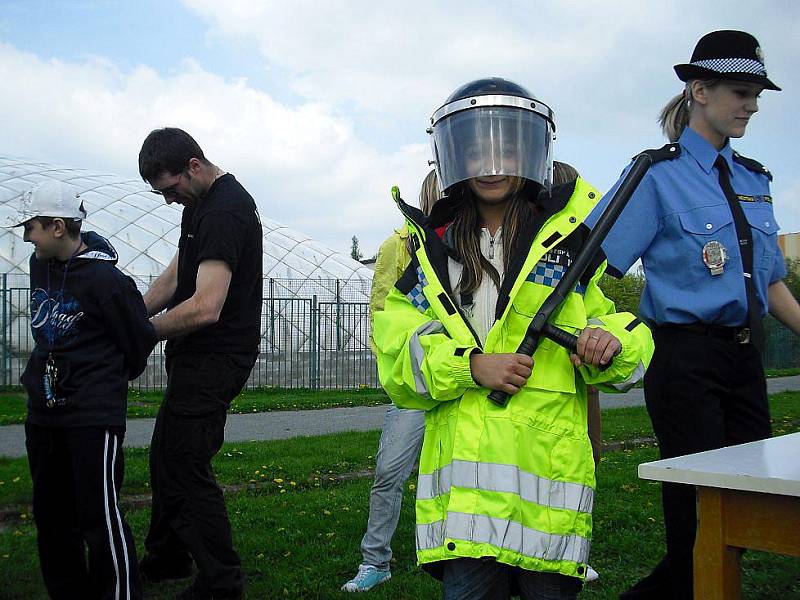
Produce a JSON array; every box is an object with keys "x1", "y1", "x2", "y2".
[
  {"x1": 2, "y1": 368, "x2": 798, "y2": 426},
  {"x1": 765, "y1": 367, "x2": 800, "y2": 378},
  {"x1": 0, "y1": 387, "x2": 391, "y2": 425},
  {"x1": 1, "y1": 393, "x2": 798, "y2": 510},
  {"x1": 2, "y1": 445, "x2": 798, "y2": 598},
  {"x1": 1, "y1": 393, "x2": 799, "y2": 597}
]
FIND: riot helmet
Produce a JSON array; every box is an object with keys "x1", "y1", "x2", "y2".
[{"x1": 427, "y1": 77, "x2": 555, "y2": 193}]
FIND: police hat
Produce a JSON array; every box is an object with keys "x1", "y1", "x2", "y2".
[{"x1": 674, "y1": 30, "x2": 781, "y2": 91}]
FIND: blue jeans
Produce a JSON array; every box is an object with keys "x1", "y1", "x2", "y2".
[
  {"x1": 442, "y1": 558, "x2": 582, "y2": 600},
  {"x1": 359, "y1": 404, "x2": 425, "y2": 568}
]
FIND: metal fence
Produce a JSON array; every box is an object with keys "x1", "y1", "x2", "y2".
[
  {"x1": 0, "y1": 273, "x2": 379, "y2": 390},
  {"x1": 2, "y1": 273, "x2": 799, "y2": 391}
]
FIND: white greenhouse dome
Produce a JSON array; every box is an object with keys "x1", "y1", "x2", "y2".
[
  {"x1": 0, "y1": 156, "x2": 373, "y2": 293},
  {"x1": 0, "y1": 156, "x2": 377, "y2": 389}
]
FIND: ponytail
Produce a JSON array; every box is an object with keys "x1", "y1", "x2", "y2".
[
  {"x1": 659, "y1": 79, "x2": 721, "y2": 142},
  {"x1": 658, "y1": 90, "x2": 690, "y2": 142}
]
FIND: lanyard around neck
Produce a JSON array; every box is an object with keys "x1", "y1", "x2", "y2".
[{"x1": 43, "y1": 237, "x2": 83, "y2": 349}]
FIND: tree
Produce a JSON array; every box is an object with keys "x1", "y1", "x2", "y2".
[
  {"x1": 782, "y1": 257, "x2": 800, "y2": 300},
  {"x1": 598, "y1": 270, "x2": 646, "y2": 315},
  {"x1": 350, "y1": 235, "x2": 363, "y2": 261}
]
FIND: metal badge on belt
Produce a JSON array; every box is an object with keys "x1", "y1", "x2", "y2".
[{"x1": 702, "y1": 241, "x2": 728, "y2": 276}]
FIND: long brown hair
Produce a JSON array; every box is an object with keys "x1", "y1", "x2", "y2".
[{"x1": 450, "y1": 178, "x2": 534, "y2": 295}]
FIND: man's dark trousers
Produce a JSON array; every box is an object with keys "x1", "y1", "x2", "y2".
[
  {"x1": 639, "y1": 326, "x2": 771, "y2": 599},
  {"x1": 145, "y1": 352, "x2": 255, "y2": 597}
]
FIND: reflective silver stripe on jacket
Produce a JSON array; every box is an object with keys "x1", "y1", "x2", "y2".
[
  {"x1": 409, "y1": 320, "x2": 446, "y2": 396},
  {"x1": 607, "y1": 360, "x2": 646, "y2": 392},
  {"x1": 417, "y1": 459, "x2": 594, "y2": 514},
  {"x1": 416, "y1": 511, "x2": 591, "y2": 564}
]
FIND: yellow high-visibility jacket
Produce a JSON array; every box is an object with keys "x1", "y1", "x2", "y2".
[
  {"x1": 369, "y1": 227, "x2": 410, "y2": 354},
  {"x1": 373, "y1": 178, "x2": 654, "y2": 580}
]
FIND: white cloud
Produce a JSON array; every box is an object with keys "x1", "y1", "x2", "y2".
[
  {"x1": 2, "y1": 1, "x2": 800, "y2": 255},
  {"x1": 0, "y1": 42, "x2": 429, "y2": 254},
  {"x1": 182, "y1": 0, "x2": 800, "y2": 230}
]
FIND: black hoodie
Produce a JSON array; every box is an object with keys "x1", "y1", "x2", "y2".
[{"x1": 21, "y1": 231, "x2": 158, "y2": 427}]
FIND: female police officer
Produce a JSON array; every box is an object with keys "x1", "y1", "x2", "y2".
[
  {"x1": 373, "y1": 77, "x2": 654, "y2": 600},
  {"x1": 587, "y1": 31, "x2": 800, "y2": 599}
]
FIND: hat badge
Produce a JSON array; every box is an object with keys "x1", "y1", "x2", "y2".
[{"x1": 755, "y1": 45, "x2": 765, "y2": 64}]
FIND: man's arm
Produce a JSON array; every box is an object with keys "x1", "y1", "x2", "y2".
[
  {"x1": 768, "y1": 280, "x2": 800, "y2": 336},
  {"x1": 144, "y1": 252, "x2": 179, "y2": 317},
  {"x1": 151, "y1": 259, "x2": 232, "y2": 341}
]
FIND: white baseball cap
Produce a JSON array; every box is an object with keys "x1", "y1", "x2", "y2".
[{"x1": 4, "y1": 180, "x2": 87, "y2": 228}]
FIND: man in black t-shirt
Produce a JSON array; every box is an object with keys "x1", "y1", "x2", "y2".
[{"x1": 137, "y1": 128, "x2": 262, "y2": 600}]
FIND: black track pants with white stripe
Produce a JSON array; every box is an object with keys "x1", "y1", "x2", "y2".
[{"x1": 25, "y1": 423, "x2": 142, "y2": 600}]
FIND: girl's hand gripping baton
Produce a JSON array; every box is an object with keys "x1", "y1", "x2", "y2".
[{"x1": 487, "y1": 152, "x2": 653, "y2": 406}]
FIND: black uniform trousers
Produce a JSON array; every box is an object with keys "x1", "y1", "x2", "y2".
[
  {"x1": 144, "y1": 352, "x2": 255, "y2": 597},
  {"x1": 641, "y1": 326, "x2": 771, "y2": 599},
  {"x1": 25, "y1": 423, "x2": 141, "y2": 600}
]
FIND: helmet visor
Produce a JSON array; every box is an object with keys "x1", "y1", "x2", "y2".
[{"x1": 431, "y1": 106, "x2": 554, "y2": 192}]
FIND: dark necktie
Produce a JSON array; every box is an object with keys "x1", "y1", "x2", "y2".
[{"x1": 714, "y1": 154, "x2": 764, "y2": 352}]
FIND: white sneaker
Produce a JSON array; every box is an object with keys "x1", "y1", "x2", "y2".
[
  {"x1": 586, "y1": 565, "x2": 599, "y2": 582},
  {"x1": 341, "y1": 564, "x2": 392, "y2": 592}
]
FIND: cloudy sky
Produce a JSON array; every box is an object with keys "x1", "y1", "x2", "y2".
[{"x1": 1, "y1": 0, "x2": 798, "y2": 257}]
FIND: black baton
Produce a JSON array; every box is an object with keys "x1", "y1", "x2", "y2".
[{"x1": 487, "y1": 152, "x2": 653, "y2": 406}]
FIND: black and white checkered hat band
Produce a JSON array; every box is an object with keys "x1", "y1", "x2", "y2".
[{"x1": 692, "y1": 58, "x2": 766, "y2": 76}]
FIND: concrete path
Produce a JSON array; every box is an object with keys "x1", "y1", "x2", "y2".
[{"x1": 1, "y1": 376, "x2": 798, "y2": 458}]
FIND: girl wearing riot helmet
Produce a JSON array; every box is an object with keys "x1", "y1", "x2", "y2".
[
  {"x1": 372, "y1": 77, "x2": 654, "y2": 599},
  {"x1": 586, "y1": 31, "x2": 800, "y2": 599}
]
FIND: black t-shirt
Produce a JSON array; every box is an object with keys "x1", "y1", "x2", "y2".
[{"x1": 166, "y1": 174, "x2": 263, "y2": 356}]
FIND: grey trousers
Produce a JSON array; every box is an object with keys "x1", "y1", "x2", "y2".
[{"x1": 359, "y1": 404, "x2": 425, "y2": 568}]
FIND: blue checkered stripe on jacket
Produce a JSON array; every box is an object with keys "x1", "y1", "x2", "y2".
[
  {"x1": 527, "y1": 260, "x2": 586, "y2": 295},
  {"x1": 407, "y1": 266, "x2": 430, "y2": 312}
]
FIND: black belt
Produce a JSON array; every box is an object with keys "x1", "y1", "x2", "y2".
[{"x1": 655, "y1": 323, "x2": 752, "y2": 345}]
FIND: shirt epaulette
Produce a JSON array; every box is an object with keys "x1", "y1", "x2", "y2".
[
  {"x1": 635, "y1": 143, "x2": 681, "y2": 164},
  {"x1": 732, "y1": 151, "x2": 773, "y2": 182}
]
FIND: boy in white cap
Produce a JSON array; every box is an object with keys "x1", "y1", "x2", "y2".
[{"x1": 7, "y1": 180, "x2": 157, "y2": 600}]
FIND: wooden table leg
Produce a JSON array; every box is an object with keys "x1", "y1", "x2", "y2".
[{"x1": 694, "y1": 487, "x2": 742, "y2": 600}]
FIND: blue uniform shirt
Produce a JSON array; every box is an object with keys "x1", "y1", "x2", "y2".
[{"x1": 587, "y1": 126, "x2": 786, "y2": 326}]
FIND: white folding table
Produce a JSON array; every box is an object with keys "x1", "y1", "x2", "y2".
[{"x1": 638, "y1": 432, "x2": 800, "y2": 599}]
